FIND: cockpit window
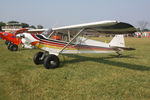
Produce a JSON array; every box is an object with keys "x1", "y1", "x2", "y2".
[
  {"x1": 10, "y1": 31, "x2": 16, "y2": 34},
  {"x1": 42, "y1": 29, "x2": 52, "y2": 37},
  {"x1": 41, "y1": 29, "x2": 73, "y2": 43}
]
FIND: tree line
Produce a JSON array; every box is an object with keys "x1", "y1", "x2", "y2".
[{"x1": 0, "y1": 21, "x2": 44, "y2": 29}]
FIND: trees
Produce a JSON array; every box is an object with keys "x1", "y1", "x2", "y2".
[
  {"x1": 21, "y1": 23, "x2": 29, "y2": 28},
  {"x1": 0, "y1": 22, "x2": 6, "y2": 26},
  {"x1": 0, "y1": 22, "x2": 6, "y2": 31},
  {"x1": 37, "y1": 25, "x2": 43, "y2": 29},
  {"x1": 8, "y1": 21, "x2": 19, "y2": 24},
  {"x1": 138, "y1": 20, "x2": 149, "y2": 31},
  {"x1": 29, "y1": 25, "x2": 36, "y2": 29},
  {"x1": 0, "y1": 21, "x2": 44, "y2": 29}
]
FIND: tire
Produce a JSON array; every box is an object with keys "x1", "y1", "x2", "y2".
[
  {"x1": 43, "y1": 55, "x2": 60, "y2": 69},
  {"x1": 9, "y1": 44, "x2": 18, "y2": 51},
  {"x1": 33, "y1": 52, "x2": 44, "y2": 65},
  {"x1": 8, "y1": 43, "x2": 13, "y2": 50},
  {"x1": 5, "y1": 40, "x2": 10, "y2": 45}
]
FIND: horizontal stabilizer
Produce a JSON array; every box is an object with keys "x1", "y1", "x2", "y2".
[{"x1": 120, "y1": 47, "x2": 136, "y2": 51}]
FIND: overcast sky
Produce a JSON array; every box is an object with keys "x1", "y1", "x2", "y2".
[{"x1": 0, "y1": 0, "x2": 150, "y2": 28}]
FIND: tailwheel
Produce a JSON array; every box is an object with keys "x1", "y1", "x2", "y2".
[
  {"x1": 116, "y1": 51, "x2": 122, "y2": 58},
  {"x1": 117, "y1": 54, "x2": 122, "y2": 58},
  {"x1": 33, "y1": 52, "x2": 44, "y2": 65},
  {"x1": 43, "y1": 54, "x2": 60, "y2": 69},
  {"x1": 8, "y1": 44, "x2": 18, "y2": 51}
]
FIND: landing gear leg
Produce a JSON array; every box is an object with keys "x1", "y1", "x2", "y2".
[{"x1": 5, "y1": 40, "x2": 10, "y2": 45}]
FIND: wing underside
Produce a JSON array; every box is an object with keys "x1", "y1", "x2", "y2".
[{"x1": 52, "y1": 20, "x2": 136, "y2": 34}]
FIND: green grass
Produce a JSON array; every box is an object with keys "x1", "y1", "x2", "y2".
[{"x1": 0, "y1": 37, "x2": 150, "y2": 100}]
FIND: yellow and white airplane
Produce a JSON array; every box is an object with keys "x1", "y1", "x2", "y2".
[{"x1": 19, "y1": 20, "x2": 136, "y2": 69}]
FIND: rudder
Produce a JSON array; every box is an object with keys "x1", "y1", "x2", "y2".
[{"x1": 109, "y1": 35, "x2": 125, "y2": 47}]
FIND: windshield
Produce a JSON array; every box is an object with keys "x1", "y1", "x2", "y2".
[
  {"x1": 10, "y1": 31, "x2": 16, "y2": 34},
  {"x1": 42, "y1": 28, "x2": 52, "y2": 37}
]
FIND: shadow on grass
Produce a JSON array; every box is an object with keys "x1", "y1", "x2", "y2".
[{"x1": 61, "y1": 54, "x2": 150, "y2": 71}]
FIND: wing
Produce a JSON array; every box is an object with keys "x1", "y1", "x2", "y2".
[
  {"x1": 15, "y1": 28, "x2": 29, "y2": 35},
  {"x1": 52, "y1": 20, "x2": 136, "y2": 34},
  {"x1": 28, "y1": 29, "x2": 48, "y2": 33}
]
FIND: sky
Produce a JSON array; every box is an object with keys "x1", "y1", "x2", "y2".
[{"x1": 0, "y1": 0, "x2": 150, "y2": 28}]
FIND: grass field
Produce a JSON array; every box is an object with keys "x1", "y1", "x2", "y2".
[{"x1": 0, "y1": 37, "x2": 150, "y2": 100}]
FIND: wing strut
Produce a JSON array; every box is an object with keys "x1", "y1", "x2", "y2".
[
  {"x1": 68, "y1": 30, "x2": 71, "y2": 42},
  {"x1": 59, "y1": 28, "x2": 85, "y2": 54},
  {"x1": 48, "y1": 31, "x2": 55, "y2": 38}
]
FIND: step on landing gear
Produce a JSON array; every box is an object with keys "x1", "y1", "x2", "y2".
[{"x1": 33, "y1": 52, "x2": 60, "y2": 69}]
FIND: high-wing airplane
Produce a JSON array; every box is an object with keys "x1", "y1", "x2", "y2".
[
  {"x1": 19, "y1": 20, "x2": 136, "y2": 69},
  {"x1": 0, "y1": 28, "x2": 29, "y2": 51},
  {"x1": 0, "y1": 28, "x2": 48, "y2": 51}
]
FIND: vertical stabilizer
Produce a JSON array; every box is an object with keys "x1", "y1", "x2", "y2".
[{"x1": 109, "y1": 35, "x2": 125, "y2": 47}]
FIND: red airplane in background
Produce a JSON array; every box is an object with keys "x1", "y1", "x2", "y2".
[{"x1": 0, "y1": 28, "x2": 28, "y2": 51}]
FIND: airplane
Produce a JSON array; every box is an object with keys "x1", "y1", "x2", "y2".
[
  {"x1": 0, "y1": 28, "x2": 48, "y2": 51},
  {"x1": 19, "y1": 20, "x2": 136, "y2": 69},
  {"x1": 0, "y1": 28, "x2": 29, "y2": 51}
]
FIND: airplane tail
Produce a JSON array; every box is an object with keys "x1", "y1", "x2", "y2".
[
  {"x1": 109, "y1": 35, "x2": 135, "y2": 50},
  {"x1": 109, "y1": 35, "x2": 125, "y2": 48}
]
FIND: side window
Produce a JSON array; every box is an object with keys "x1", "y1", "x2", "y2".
[{"x1": 50, "y1": 32, "x2": 70, "y2": 42}]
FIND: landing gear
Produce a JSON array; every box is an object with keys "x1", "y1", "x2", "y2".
[
  {"x1": 33, "y1": 52, "x2": 60, "y2": 69},
  {"x1": 8, "y1": 43, "x2": 12, "y2": 50},
  {"x1": 43, "y1": 55, "x2": 60, "y2": 69},
  {"x1": 116, "y1": 51, "x2": 122, "y2": 58},
  {"x1": 117, "y1": 54, "x2": 122, "y2": 58},
  {"x1": 5, "y1": 40, "x2": 10, "y2": 45},
  {"x1": 33, "y1": 52, "x2": 44, "y2": 65},
  {"x1": 8, "y1": 43, "x2": 18, "y2": 51}
]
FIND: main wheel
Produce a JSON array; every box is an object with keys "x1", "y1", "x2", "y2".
[
  {"x1": 33, "y1": 52, "x2": 44, "y2": 65},
  {"x1": 8, "y1": 43, "x2": 13, "y2": 50},
  {"x1": 43, "y1": 55, "x2": 60, "y2": 69},
  {"x1": 8, "y1": 44, "x2": 18, "y2": 51}
]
